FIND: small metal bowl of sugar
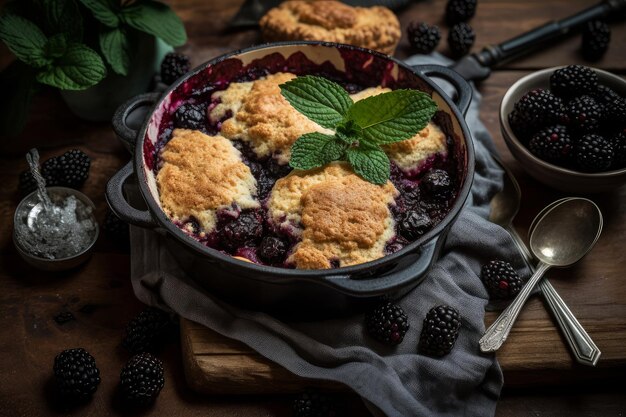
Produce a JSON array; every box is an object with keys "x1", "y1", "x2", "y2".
[{"x1": 13, "y1": 187, "x2": 99, "y2": 271}]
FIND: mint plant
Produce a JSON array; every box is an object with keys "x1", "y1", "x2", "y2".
[{"x1": 280, "y1": 76, "x2": 438, "y2": 184}]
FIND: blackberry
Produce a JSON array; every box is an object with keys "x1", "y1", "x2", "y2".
[
  {"x1": 365, "y1": 301, "x2": 409, "y2": 345},
  {"x1": 174, "y1": 103, "x2": 207, "y2": 130},
  {"x1": 448, "y1": 23, "x2": 475, "y2": 57},
  {"x1": 576, "y1": 134, "x2": 614, "y2": 172},
  {"x1": 398, "y1": 211, "x2": 432, "y2": 241},
  {"x1": 258, "y1": 236, "x2": 288, "y2": 263},
  {"x1": 103, "y1": 210, "x2": 130, "y2": 243},
  {"x1": 53, "y1": 348, "x2": 101, "y2": 402},
  {"x1": 54, "y1": 311, "x2": 76, "y2": 325},
  {"x1": 610, "y1": 130, "x2": 626, "y2": 169},
  {"x1": 514, "y1": 89, "x2": 564, "y2": 129},
  {"x1": 582, "y1": 20, "x2": 610, "y2": 61},
  {"x1": 18, "y1": 170, "x2": 38, "y2": 195},
  {"x1": 420, "y1": 168, "x2": 452, "y2": 200},
  {"x1": 566, "y1": 95, "x2": 602, "y2": 133},
  {"x1": 220, "y1": 211, "x2": 263, "y2": 250},
  {"x1": 507, "y1": 109, "x2": 536, "y2": 142},
  {"x1": 528, "y1": 125, "x2": 573, "y2": 164},
  {"x1": 42, "y1": 150, "x2": 91, "y2": 189},
  {"x1": 122, "y1": 307, "x2": 173, "y2": 354},
  {"x1": 160, "y1": 52, "x2": 191, "y2": 85},
  {"x1": 418, "y1": 305, "x2": 461, "y2": 357},
  {"x1": 480, "y1": 260, "x2": 522, "y2": 299},
  {"x1": 593, "y1": 85, "x2": 622, "y2": 107},
  {"x1": 604, "y1": 98, "x2": 626, "y2": 125},
  {"x1": 255, "y1": 171, "x2": 276, "y2": 199},
  {"x1": 550, "y1": 65, "x2": 598, "y2": 99},
  {"x1": 293, "y1": 390, "x2": 337, "y2": 417},
  {"x1": 407, "y1": 22, "x2": 441, "y2": 54},
  {"x1": 445, "y1": 0, "x2": 477, "y2": 24},
  {"x1": 119, "y1": 353, "x2": 165, "y2": 406}
]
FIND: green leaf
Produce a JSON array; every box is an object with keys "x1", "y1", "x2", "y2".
[
  {"x1": 99, "y1": 27, "x2": 130, "y2": 75},
  {"x1": 36, "y1": 43, "x2": 106, "y2": 90},
  {"x1": 43, "y1": 0, "x2": 83, "y2": 40},
  {"x1": 45, "y1": 33, "x2": 68, "y2": 58},
  {"x1": 0, "y1": 14, "x2": 51, "y2": 68},
  {"x1": 346, "y1": 146, "x2": 390, "y2": 185},
  {"x1": 0, "y1": 61, "x2": 38, "y2": 137},
  {"x1": 78, "y1": 0, "x2": 119, "y2": 27},
  {"x1": 280, "y1": 75, "x2": 353, "y2": 129},
  {"x1": 289, "y1": 132, "x2": 347, "y2": 170},
  {"x1": 347, "y1": 89, "x2": 437, "y2": 145},
  {"x1": 121, "y1": 0, "x2": 187, "y2": 46}
]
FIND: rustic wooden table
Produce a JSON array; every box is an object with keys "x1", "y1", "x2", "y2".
[{"x1": 0, "y1": 0, "x2": 625, "y2": 416}]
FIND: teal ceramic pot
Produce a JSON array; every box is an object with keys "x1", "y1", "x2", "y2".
[{"x1": 61, "y1": 33, "x2": 172, "y2": 122}]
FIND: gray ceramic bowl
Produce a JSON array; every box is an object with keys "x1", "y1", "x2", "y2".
[
  {"x1": 13, "y1": 187, "x2": 99, "y2": 271},
  {"x1": 500, "y1": 66, "x2": 626, "y2": 193}
]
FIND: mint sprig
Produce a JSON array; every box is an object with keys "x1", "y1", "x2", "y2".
[{"x1": 280, "y1": 76, "x2": 437, "y2": 185}]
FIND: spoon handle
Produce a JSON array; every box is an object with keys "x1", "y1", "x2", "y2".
[
  {"x1": 480, "y1": 262, "x2": 551, "y2": 352},
  {"x1": 505, "y1": 225, "x2": 601, "y2": 365}
]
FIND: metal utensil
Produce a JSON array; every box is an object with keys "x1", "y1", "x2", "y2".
[
  {"x1": 489, "y1": 159, "x2": 601, "y2": 365},
  {"x1": 480, "y1": 198, "x2": 603, "y2": 352},
  {"x1": 452, "y1": 0, "x2": 626, "y2": 81}
]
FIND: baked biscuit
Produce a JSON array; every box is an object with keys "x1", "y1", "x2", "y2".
[
  {"x1": 157, "y1": 129, "x2": 259, "y2": 234},
  {"x1": 210, "y1": 72, "x2": 330, "y2": 165},
  {"x1": 259, "y1": 1, "x2": 401, "y2": 55},
  {"x1": 269, "y1": 162, "x2": 398, "y2": 269}
]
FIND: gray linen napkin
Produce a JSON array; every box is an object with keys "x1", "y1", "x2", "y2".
[{"x1": 129, "y1": 54, "x2": 529, "y2": 417}]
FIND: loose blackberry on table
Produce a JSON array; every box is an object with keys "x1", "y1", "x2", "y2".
[
  {"x1": 575, "y1": 133, "x2": 614, "y2": 172},
  {"x1": 53, "y1": 348, "x2": 101, "y2": 402},
  {"x1": 448, "y1": 22, "x2": 475, "y2": 57},
  {"x1": 418, "y1": 305, "x2": 461, "y2": 357},
  {"x1": 122, "y1": 307, "x2": 174, "y2": 354},
  {"x1": 480, "y1": 260, "x2": 522, "y2": 300},
  {"x1": 365, "y1": 301, "x2": 410, "y2": 345},
  {"x1": 445, "y1": 0, "x2": 477, "y2": 24},
  {"x1": 549, "y1": 65, "x2": 598, "y2": 99},
  {"x1": 119, "y1": 353, "x2": 165, "y2": 406},
  {"x1": 160, "y1": 52, "x2": 191, "y2": 85},
  {"x1": 293, "y1": 389, "x2": 337, "y2": 417},
  {"x1": 407, "y1": 22, "x2": 441, "y2": 54},
  {"x1": 581, "y1": 20, "x2": 611, "y2": 62}
]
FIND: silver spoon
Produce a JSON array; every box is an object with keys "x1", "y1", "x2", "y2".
[
  {"x1": 528, "y1": 197, "x2": 601, "y2": 365},
  {"x1": 489, "y1": 158, "x2": 601, "y2": 365},
  {"x1": 480, "y1": 198, "x2": 603, "y2": 353}
]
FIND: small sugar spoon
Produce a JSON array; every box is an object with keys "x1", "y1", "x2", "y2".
[{"x1": 480, "y1": 198, "x2": 603, "y2": 353}]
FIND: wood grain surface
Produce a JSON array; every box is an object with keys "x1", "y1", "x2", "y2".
[{"x1": 0, "y1": 0, "x2": 625, "y2": 416}]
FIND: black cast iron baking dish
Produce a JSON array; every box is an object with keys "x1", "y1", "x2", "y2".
[{"x1": 107, "y1": 41, "x2": 475, "y2": 316}]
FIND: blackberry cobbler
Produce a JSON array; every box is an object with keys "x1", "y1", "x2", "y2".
[{"x1": 155, "y1": 68, "x2": 459, "y2": 269}]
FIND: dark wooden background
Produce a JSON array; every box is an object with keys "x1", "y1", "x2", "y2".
[{"x1": 0, "y1": 0, "x2": 625, "y2": 415}]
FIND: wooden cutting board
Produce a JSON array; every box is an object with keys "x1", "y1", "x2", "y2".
[{"x1": 180, "y1": 291, "x2": 625, "y2": 394}]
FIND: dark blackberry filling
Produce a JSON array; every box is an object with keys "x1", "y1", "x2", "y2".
[{"x1": 153, "y1": 52, "x2": 461, "y2": 268}]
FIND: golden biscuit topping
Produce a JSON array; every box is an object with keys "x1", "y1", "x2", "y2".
[
  {"x1": 211, "y1": 72, "x2": 330, "y2": 165},
  {"x1": 157, "y1": 129, "x2": 258, "y2": 233},
  {"x1": 259, "y1": 1, "x2": 401, "y2": 55}
]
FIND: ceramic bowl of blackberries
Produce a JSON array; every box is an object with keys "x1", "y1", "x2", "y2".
[{"x1": 500, "y1": 64, "x2": 626, "y2": 193}]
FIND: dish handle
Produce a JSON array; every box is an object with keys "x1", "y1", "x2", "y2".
[
  {"x1": 324, "y1": 236, "x2": 441, "y2": 296},
  {"x1": 112, "y1": 92, "x2": 161, "y2": 152},
  {"x1": 106, "y1": 162, "x2": 158, "y2": 228},
  {"x1": 412, "y1": 64, "x2": 473, "y2": 116}
]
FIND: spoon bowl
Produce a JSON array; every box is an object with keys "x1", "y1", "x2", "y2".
[{"x1": 530, "y1": 198, "x2": 603, "y2": 267}]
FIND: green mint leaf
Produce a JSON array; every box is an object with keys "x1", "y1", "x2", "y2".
[
  {"x1": 36, "y1": 43, "x2": 106, "y2": 90},
  {"x1": 0, "y1": 14, "x2": 51, "y2": 68},
  {"x1": 347, "y1": 89, "x2": 437, "y2": 145},
  {"x1": 43, "y1": 0, "x2": 84, "y2": 41},
  {"x1": 99, "y1": 27, "x2": 130, "y2": 75},
  {"x1": 280, "y1": 75, "x2": 353, "y2": 129},
  {"x1": 121, "y1": 0, "x2": 187, "y2": 47},
  {"x1": 290, "y1": 132, "x2": 346, "y2": 170},
  {"x1": 45, "y1": 34, "x2": 68, "y2": 59},
  {"x1": 346, "y1": 146, "x2": 390, "y2": 185},
  {"x1": 78, "y1": 0, "x2": 119, "y2": 27}
]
